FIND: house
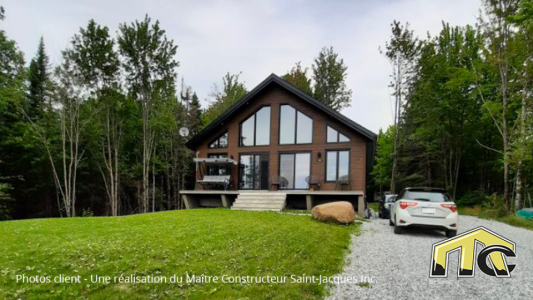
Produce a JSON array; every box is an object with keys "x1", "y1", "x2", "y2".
[{"x1": 182, "y1": 74, "x2": 376, "y2": 214}]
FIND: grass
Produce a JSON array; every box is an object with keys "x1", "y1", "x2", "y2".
[
  {"x1": 458, "y1": 205, "x2": 533, "y2": 231},
  {"x1": 367, "y1": 202, "x2": 379, "y2": 212},
  {"x1": 0, "y1": 209, "x2": 359, "y2": 300}
]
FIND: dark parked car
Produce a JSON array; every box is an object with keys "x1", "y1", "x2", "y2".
[{"x1": 379, "y1": 194, "x2": 397, "y2": 219}]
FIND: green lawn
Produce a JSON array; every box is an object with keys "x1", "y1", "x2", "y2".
[{"x1": 0, "y1": 209, "x2": 359, "y2": 299}]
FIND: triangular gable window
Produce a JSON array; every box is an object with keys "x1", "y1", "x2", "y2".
[{"x1": 327, "y1": 125, "x2": 350, "y2": 143}]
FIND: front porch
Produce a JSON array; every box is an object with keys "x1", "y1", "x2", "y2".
[{"x1": 181, "y1": 190, "x2": 365, "y2": 217}]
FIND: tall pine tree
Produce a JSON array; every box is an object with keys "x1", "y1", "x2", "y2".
[{"x1": 27, "y1": 37, "x2": 50, "y2": 117}]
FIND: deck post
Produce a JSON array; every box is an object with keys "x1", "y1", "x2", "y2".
[
  {"x1": 306, "y1": 195, "x2": 314, "y2": 211},
  {"x1": 183, "y1": 194, "x2": 199, "y2": 209},
  {"x1": 357, "y1": 195, "x2": 365, "y2": 217},
  {"x1": 221, "y1": 195, "x2": 230, "y2": 208}
]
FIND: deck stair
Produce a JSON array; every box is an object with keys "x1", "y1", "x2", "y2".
[{"x1": 231, "y1": 192, "x2": 287, "y2": 211}]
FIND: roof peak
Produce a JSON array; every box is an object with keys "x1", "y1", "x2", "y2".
[{"x1": 186, "y1": 73, "x2": 376, "y2": 149}]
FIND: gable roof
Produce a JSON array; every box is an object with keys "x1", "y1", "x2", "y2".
[{"x1": 186, "y1": 73, "x2": 377, "y2": 149}]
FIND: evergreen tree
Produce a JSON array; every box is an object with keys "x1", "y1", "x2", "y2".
[
  {"x1": 312, "y1": 47, "x2": 352, "y2": 110},
  {"x1": 188, "y1": 92, "x2": 202, "y2": 136},
  {"x1": 282, "y1": 62, "x2": 313, "y2": 96},
  {"x1": 27, "y1": 37, "x2": 51, "y2": 117}
]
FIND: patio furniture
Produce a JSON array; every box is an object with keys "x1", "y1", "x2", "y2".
[
  {"x1": 197, "y1": 175, "x2": 231, "y2": 191},
  {"x1": 335, "y1": 175, "x2": 351, "y2": 190},
  {"x1": 194, "y1": 157, "x2": 237, "y2": 190},
  {"x1": 305, "y1": 175, "x2": 321, "y2": 190},
  {"x1": 270, "y1": 175, "x2": 289, "y2": 190}
]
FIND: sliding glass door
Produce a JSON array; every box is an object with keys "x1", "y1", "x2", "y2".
[
  {"x1": 279, "y1": 153, "x2": 311, "y2": 189},
  {"x1": 239, "y1": 154, "x2": 269, "y2": 189}
]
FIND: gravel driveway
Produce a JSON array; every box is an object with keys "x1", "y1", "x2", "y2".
[{"x1": 327, "y1": 216, "x2": 533, "y2": 300}]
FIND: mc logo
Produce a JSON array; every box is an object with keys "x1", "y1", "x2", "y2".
[{"x1": 430, "y1": 227, "x2": 516, "y2": 278}]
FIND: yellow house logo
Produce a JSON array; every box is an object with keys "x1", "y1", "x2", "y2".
[{"x1": 430, "y1": 227, "x2": 516, "y2": 278}]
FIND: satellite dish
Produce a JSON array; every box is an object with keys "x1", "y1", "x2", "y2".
[{"x1": 179, "y1": 127, "x2": 190, "y2": 137}]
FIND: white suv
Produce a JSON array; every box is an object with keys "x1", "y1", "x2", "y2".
[{"x1": 390, "y1": 187, "x2": 458, "y2": 237}]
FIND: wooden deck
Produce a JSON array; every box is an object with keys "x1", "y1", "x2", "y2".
[{"x1": 181, "y1": 190, "x2": 365, "y2": 216}]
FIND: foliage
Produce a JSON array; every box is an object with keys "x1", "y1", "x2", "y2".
[
  {"x1": 27, "y1": 37, "x2": 51, "y2": 117},
  {"x1": 377, "y1": 9, "x2": 533, "y2": 208},
  {"x1": 0, "y1": 209, "x2": 359, "y2": 299},
  {"x1": 282, "y1": 62, "x2": 313, "y2": 96},
  {"x1": 0, "y1": 182, "x2": 13, "y2": 220},
  {"x1": 372, "y1": 127, "x2": 395, "y2": 190},
  {"x1": 312, "y1": 47, "x2": 352, "y2": 110},
  {"x1": 202, "y1": 73, "x2": 248, "y2": 127}
]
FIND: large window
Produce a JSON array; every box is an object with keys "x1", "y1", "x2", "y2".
[
  {"x1": 239, "y1": 153, "x2": 269, "y2": 189},
  {"x1": 209, "y1": 131, "x2": 228, "y2": 148},
  {"x1": 279, "y1": 153, "x2": 311, "y2": 189},
  {"x1": 279, "y1": 105, "x2": 313, "y2": 144},
  {"x1": 240, "y1": 106, "x2": 271, "y2": 146},
  {"x1": 326, "y1": 126, "x2": 350, "y2": 143},
  {"x1": 326, "y1": 150, "x2": 349, "y2": 181},
  {"x1": 207, "y1": 153, "x2": 228, "y2": 175}
]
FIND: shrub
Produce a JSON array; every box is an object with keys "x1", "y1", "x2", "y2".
[{"x1": 457, "y1": 190, "x2": 488, "y2": 207}]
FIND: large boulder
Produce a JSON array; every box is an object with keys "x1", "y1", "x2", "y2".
[{"x1": 311, "y1": 201, "x2": 356, "y2": 224}]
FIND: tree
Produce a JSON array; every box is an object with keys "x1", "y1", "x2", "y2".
[
  {"x1": 509, "y1": 0, "x2": 533, "y2": 210},
  {"x1": 372, "y1": 127, "x2": 395, "y2": 195},
  {"x1": 0, "y1": 8, "x2": 26, "y2": 219},
  {"x1": 202, "y1": 73, "x2": 247, "y2": 126},
  {"x1": 282, "y1": 62, "x2": 313, "y2": 96},
  {"x1": 477, "y1": 0, "x2": 521, "y2": 209},
  {"x1": 118, "y1": 15, "x2": 179, "y2": 213},
  {"x1": 312, "y1": 47, "x2": 352, "y2": 110},
  {"x1": 27, "y1": 37, "x2": 51, "y2": 117},
  {"x1": 381, "y1": 21, "x2": 421, "y2": 193},
  {"x1": 187, "y1": 92, "x2": 202, "y2": 136},
  {"x1": 65, "y1": 19, "x2": 123, "y2": 216}
]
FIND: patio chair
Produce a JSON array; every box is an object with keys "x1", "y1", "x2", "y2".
[
  {"x1": 305, "y1": 175, "x2": 321, "y2": 190},
  {"x1": 270, "y1": 175, "x2": 289, "y2": 190},
  {"x1": 335, "y1": 175, "x2": 351, "y2": 190}
]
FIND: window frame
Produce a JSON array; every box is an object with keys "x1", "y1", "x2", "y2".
[
  {"x1": 208, "y1": 131, "x2": 229, "y2": 149},
  {"x1": 238, "y1": 152, "x2": 270, "y2": 190},
  {"x1": 239, "y1": 105, "x2": 271, "y2": 147},
  {"x1": 278, "y1": 151, "x2": 313, "y2": 190},
  {"x1": 325, "y1": 124, "x2": 350, "y2": 144},
  {"x1": 324, "y1": 149, "x2": 350, "y2": 182},
  {"x1": 278, "y1": 104, "x2": 314, "y2": 145}
]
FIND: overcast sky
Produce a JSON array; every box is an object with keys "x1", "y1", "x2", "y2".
[{"x1": 2, "y1": 0, "x2": 481, "y2": 133}]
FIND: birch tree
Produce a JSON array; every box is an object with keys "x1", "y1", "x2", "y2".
[
  {"x1": 382, "y1": 21, "x2": 420, "y2": 193},
  {"x1": 65, "y1": 20, "x2": 122, "y2": 216},
  {"x1": 478, "y1": 0, "x2": 520, "y2": 209},
  {"x1": 118, "y1": 15, "x2": 178, "y2": 213}
]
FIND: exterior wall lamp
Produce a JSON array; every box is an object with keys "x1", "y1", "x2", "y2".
[{"x1": 317, "y1": 152, "x2": 322, "y2": 162}]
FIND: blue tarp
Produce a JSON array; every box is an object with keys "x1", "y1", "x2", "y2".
[{"x1": 516, "y1": 209, "x2": 533, "y2": 220}]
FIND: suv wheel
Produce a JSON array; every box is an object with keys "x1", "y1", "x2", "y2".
[
  {"x1": 393, "y1": 216, "x2": 403, "y2": 234},
  {"x1": 446, "y1": 230, "x2": 457, "y2": 238}
]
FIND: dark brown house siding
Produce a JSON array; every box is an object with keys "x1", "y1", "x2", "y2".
[{"x1": 193, "y1": 84, "x2": 368, "y2": 192}]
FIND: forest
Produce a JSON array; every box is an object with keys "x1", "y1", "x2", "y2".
[
  {"x1": 0, "y1": 6, "x2": 352, "y2": 220},
  {"x1": 373, "y1": 0, "x2": 533, "y2": 214}
]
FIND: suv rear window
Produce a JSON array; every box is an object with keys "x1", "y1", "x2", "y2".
[{"x1": 402, "y1": 191, "x2": 450, "y2": 202}]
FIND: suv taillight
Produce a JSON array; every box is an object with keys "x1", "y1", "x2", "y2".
[
  {"x1": 440, "y1": 203, "x2": 457, "y2": 212},
  {"x1": 400, "y1": 202, "x2": 418, "y2": 209}
]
